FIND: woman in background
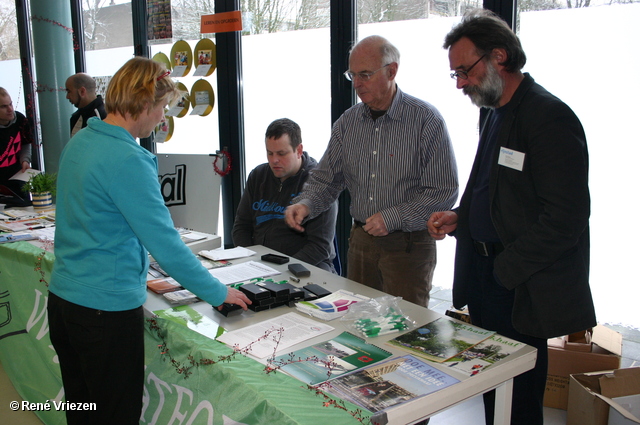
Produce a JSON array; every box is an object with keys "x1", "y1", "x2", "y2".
[{"x1": 48, "y1": 57, "x2": 251, "y2": 425}]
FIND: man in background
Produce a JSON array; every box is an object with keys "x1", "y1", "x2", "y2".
[
  {"x1": 233, "y1": 118, "x2": 338, "y2": 272},
  {"x1": 0, "y1": 87, "x2": 32, "y2": 199},
  {"x1": 65, "y1": 73, "x2": 107, "y2": 136},
  {"x1": 285, "y1": 35, "x2": 458, "y2": 307},
  {"x1": 428, "y1": 9, "x2": 596, "y2": 424}
]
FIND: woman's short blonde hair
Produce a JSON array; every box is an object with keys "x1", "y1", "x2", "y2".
[{"x1": 105, "y1": 56, "x2": 180, "y2": 120}]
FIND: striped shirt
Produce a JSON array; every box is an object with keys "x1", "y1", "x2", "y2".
[{"x1": 296, "y1": 87, "x2": 459, "y2": 233}]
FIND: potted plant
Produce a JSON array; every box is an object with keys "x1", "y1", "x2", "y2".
[{"x1": 22, "y1": 172, "x2": 57, "y2": 209}]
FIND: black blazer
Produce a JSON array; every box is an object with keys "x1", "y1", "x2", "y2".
[{"x1": 452, "y1": 74, "x2": 596, "y2": 339}]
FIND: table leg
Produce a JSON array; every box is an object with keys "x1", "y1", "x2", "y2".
[{"x1": 493, "y1": 378, "x2": 513, "y2": 425}]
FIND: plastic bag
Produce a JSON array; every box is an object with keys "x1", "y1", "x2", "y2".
[{"x1": 340, "y1": 295, "x2": 416, "y2": 338}]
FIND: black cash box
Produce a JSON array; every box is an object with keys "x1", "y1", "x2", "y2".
[
  {"x1": 278, "y1": 282, "x2": 305, "y2": 301},
  {"x1": 256, "y1": 281, "x2": 289, "y2": 298},
  {"x1": 215, "y1": 303, "x2": 243, "y2": 317},
  {"x1": 248, "y1": 303, "x2": 271, "y2": 312},
  {"x1": 303, "y1": 283, "x2": 332, "y2": 299},
  {"x1": 239, "y1": 283, "x2": 271, "y2": 301}
]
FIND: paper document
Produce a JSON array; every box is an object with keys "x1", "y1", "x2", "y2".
[
  {"x1": 216, "y1": 312, "x2": 334, "y2": 359},
  {"x1": 31, "y1": 227, "x2": 55, "y2": 240},
  {"x1": 10, "y1": 168, "x2": 40, "y2": 182},
  {"x1": 208, "y1": 260, "x2": 280, "y2": 285},
  {"x1": 199, "y1": 247, "x2": 256, "y2": 261},
  {"x1": 1, "y1": 209, "x2": 39, "y2": 219}
]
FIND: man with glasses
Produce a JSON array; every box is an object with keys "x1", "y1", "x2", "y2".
[
  {"x1": 285, "y1": 35, "x2": 458, "y2": 309},
  {"x1": 427, "y1": 9, "x2": 596, "y2": 425}
]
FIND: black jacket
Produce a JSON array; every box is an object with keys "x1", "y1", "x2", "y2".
[
  {"x1": 453, "y1": 74, "x2": 596, "y2": 338},
  {"x1": 70, "y1": 95, "x2": 107, "y2": 136}
]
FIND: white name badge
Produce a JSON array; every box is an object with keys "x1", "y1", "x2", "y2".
[{"x1": 498, "y1": 147, "x2": 525, "y2": 171}]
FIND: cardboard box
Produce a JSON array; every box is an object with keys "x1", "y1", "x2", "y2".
[
  {"x1": 545, "y1": 325, "x2": 623, "y2": 410},
  {"x1": 567, "y1": 367, "x2": 640, "y2": 425},
  {"x1": 609, "y1": 394, "x2": 640, "y2": 425}
]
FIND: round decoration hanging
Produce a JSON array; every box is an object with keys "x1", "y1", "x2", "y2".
[
  {"x1": 170, "y1": 40, "x2": 193, "y2": 77},
  {"x1": 153, "y1": 115, "x2": 174, "y2": 143},
  {"x1": 152, "y1": 52, "x2": 172, "y2": 72},
  {"x1": 189, "y1": 79, "x2": 215, "y2": 117},
  {"x1": 165, "y1": 82, "x2": 190, "y2": 118},
  {"x1": 193, "y1": 38, "x2": 217, "y2": 77}
]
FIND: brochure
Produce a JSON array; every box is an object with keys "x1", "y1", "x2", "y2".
[
  {"x1": 10, "y1": 168, "x2": 40, "y2": 182},
  {"x1": 163, "y1": 289, "x2": 200, "y2": 305},
  {"x1": 444, "y1": 334, "x2": 526, "y2": 376},
  {"x1": 216, "y1": 312, "x2": 334, "y2": 359},
  {"x1": 147, "y1": 277, "x2": 182, "y2": 294},
  {"x1": 207, "y1": 260, "x2": 280, "y2": 285},
  {"x1": 386, "y1": 316, "x2": 495, "y2": 363},
  {"x1": 199, "y1": 247, "x2": 256, "y2": 261},
  {"x1": 323, "y1": 354, "x2": 460, "y2": 413},
  {"x1": 271, "y1": 331, "x2": 392, "y2": 385},
  {"x1": 149, "y1": 258, "x2": 230, "y2": 278},
  {"x1": 0, "y1": 216, "x2": 55, "y2": 232},
  {"x1": 295, "y1": 289, "x2": 370, "y2": 321}
]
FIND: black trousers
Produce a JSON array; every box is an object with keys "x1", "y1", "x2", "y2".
[
  {"x1": 465, "y1": 251, "x2": 548, "y2": 425},
  {"x1": 48, "y1": 292, "x2": 144, "y2": 425}
]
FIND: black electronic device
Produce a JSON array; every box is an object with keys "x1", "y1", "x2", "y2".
[
  {"x1": 257, "y1": 281, "x2": 289, "y2": 298},
  {"x1": 302, "y1": 288, "x2": 318, "y2": 301},
  {"x1": 261, "y1": 253, "x2": 289, "y2": 264},
  {"x1": 215, "y1": 303, "x2": 243, "y2": 317},
  {"x1": 303, "y1": 283, "x2": 331, "y2": 298},
  {"x1": 288, "y1": 263, "x2": 310, "y2": 278},
  {"x1": 278, "y1": 282, "x2": 305, "y2": 301},
  {"x1": 239, "y1": 283, "x2": 271, "y2": 301},
  {"x1": 248, "y1": 303, "x2": 272, "y2": 312}
]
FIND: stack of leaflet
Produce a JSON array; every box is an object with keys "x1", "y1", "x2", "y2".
[
  {"x1": 163, "y1": 289, "x2": 199, "y2": 305},
  {"x1": 295, "y1": 289, "x2": 369, "y2": 321},
  {"x1": 0, "y1": 215, "x2": 55, "y2": 232}
]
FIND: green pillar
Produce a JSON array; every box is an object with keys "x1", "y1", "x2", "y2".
[{"x1": 30, "y1": 0, "x2": 76, "y2": 175}]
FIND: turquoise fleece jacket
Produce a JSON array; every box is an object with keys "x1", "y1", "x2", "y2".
[{"x1": 50, "y1": 118, "x2": 228, "y2": 311}]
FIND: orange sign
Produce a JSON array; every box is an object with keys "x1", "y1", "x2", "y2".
[{"x1": 201, "y1": 11, "x2": 242, "y2": 34}]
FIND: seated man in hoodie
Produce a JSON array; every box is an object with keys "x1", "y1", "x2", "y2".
[{"x1": 233, "y1": 118, "x2": 338, "y2": 272}]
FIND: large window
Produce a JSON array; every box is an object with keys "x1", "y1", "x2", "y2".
[
  {"x1": 356, "y1": 3, "x2": 479, "y2": 293},
  {"x1": 0, "y1": 0, "x2": 27, "y2": 121},
  {"x1": 241, "y1": 1, "x2": 331, "y2": 173},
  {"x1": 4, "y1": 0, "x2": 636, "y2": 327},
  {"x1": 83, "y1": 1, "x2": 136, "y2": 84},
  {"x1": 149, "y1": 37, "x2": 221, "y2": 155},
  {"x1": 149, "y1": 1, "x2": 222, "y2": 156},
  {"x1": 518, "y1": 2, "x2": 640, "y2": 327}
]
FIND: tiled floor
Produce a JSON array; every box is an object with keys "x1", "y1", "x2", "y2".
[
  {"x1": 0, "y1": 360, "x2": 43, "y2": 425},
  {"x1": 2, "y1": 286, "x2": 638, "y2": 425}
]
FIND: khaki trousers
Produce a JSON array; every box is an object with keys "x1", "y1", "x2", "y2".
[{"x1": 347, "y1": 225, "x2": 436, "y2": 307}]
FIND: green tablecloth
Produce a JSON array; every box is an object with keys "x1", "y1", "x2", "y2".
[{"x1": 0, "y1": 242, "x2": 370, "y2": 425}]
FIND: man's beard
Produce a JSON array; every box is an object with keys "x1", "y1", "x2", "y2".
[{"x1": 463, "y1": 63, "x2": 504, "y2": 108}]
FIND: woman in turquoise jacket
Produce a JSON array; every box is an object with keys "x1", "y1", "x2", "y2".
[{"x1": 48, "y1": 57, "x2": 250, "y2": 425}]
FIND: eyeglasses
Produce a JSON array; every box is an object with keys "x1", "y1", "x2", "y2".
[
  {"x1": 450, "y1": 54, "x2": 486, "y2": 80},
  {"x1": 344, "y1": 64, "x2": 390, "y2": 82}
]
